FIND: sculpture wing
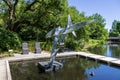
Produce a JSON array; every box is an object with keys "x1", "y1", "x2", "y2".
[
  {"x1": 68, "y1": 14, "x2": 77, "y2": 37},
  {"x1": 68, "y1": 14, "x2": 73, "y2": 27},
  {"x1": 63, "y1": 20, "x2": 94, "y2": 34},
  {"x1": 59, "y1": 14, "x2": 76, "y2": 43},
  {"x1": 46, "y1": 28, "x2": 55, "y2": 38}
]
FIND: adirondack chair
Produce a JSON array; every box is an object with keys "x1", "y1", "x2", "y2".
[
  {"x1": 35, "y1": 43, "x2": 41, "y2": 54},
  {"x1": 22, "y1": 43, "x2": 29, "y2": 54}
]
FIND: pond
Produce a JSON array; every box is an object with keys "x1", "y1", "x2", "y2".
[
  {"x1": 10, "y1": 44, "x2": 120, "y2": 80},
  {"x1": 105, "y1": 44, "x2": 120, "y2": 58},
  {"x1": 88, "y1": 44, "x2": 120, "y2": 58}
]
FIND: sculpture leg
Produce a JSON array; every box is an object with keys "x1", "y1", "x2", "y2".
[
  {"x1": 49, "y1": 49, "x2": 59, "y2": 67},
  {"x1": 49, "y1": 35, "x2": 59, "y2": 68},
  {"x1": 51, "y1": 35, "x2": 58, "y2": 53}
]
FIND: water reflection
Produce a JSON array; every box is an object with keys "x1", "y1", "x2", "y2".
[
  {"x1": 10, "y1": 58, "x2": 100, "y2": 80},
  {"x1": 88, "y1": 44, "x2": 120, "y2": 59},
  {"x1": 105, "y1": 44, "x2": 120, "y2": 58},
  {"x1": 86, "y1": 64, "x2": 120, "y2": 80},
  {"x1": 87, "y1": 45, "x2": 107, "y2": 55}
]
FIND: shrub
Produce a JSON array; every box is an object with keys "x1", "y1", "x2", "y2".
[
  {"x1": 40, "y1": 41, "x2": 52, "y2": 51},
  {"x1": 65, "y1": 39, "x2": 78, "y2": 50},
  {"x1": 0, "y1": 28, "x2": 21, "y2": 51}
]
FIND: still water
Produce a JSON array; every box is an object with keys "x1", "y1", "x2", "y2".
[
  {"x1": 88, "y1": 44, "x2": 120, "y2": 58},
  {"x1": 105, "y1": 44, "x2": 120, "y2": 58},
  {"x1": 10, "y1": 44, "x2": 120, "y2": 80}
]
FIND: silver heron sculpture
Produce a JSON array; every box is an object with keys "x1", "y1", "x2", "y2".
[{"x1": 38, "y1": 15, "x2": 94, "y2": 72}]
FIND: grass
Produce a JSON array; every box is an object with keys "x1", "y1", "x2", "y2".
[{"x1": 0, "y1": 52, "x2": 11, "y2": 57}]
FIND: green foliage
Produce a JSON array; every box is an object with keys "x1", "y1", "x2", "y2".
[
  {"x1": 0, "y1": 28, "x2": 21, "y2": 51},
  {"x1": 26, "y1": 41, "x2": 52, "y2": 52},
  {"x1": 0, "y1": 0, "x2": 109, "y2": 52},
  {"x1": 65, "y1": 40, "x2": 77, "y2": 50},
  {"x1": 109, "y1": 20, "x2": 120, "y2": 37},
  {"x1": 87, "y1": 44, "x2": 106, "y2": 55},
  {"x1": 40, "y1": 41, "x2": 52, "y2": 51},
  {"x1": 65, "y1": 39, "x2": 83, "y2": 51},
  {"x1": 88, "y1": 13, "x2": 108, "y2": 40},
  {"x1": 0, "y1": 0, "x2": 68, "y2": 41}
]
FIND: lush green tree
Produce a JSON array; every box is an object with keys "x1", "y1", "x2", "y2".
[
  {"x1": 87, "y1": 13, "x2": 108, "y2": 40},
  {"x1": 109, "y1": 20, "x2": 120, "y2": 37},
  {"x1": 0, "y1": 0, "x2": 68, "y2": 41},
  {"x1": 1, "y1": 0, "x2": 19, "y2": 30}
]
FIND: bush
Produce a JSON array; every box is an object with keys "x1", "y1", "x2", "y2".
[
  {"x1": 26, "y1": 41, "x2": 52, "y2": 52},
  {"x1": 0, "y1": 28, "x2": 21, "y2": 51},
  {"x1": 40, "y1": 41, "x2": 52, "y2": 51},
  {"x1": 65, "y1": 39, "x2": 78, "y2": 50}
]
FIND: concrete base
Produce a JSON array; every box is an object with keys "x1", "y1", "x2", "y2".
[{"x1": 37, "y1": 61, "x2": 63, "y2": 73}]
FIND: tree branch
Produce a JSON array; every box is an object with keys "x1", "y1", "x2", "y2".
[
  {"x1": 24, "y1": 0, "x2": 39, "y2": 12},
  {"x1": 3, "y1": 0, "x2": 11, "y2": 9},
  {"x1": 13, "y1": 0, "x2": 18, "y2": 19},
  {"x1": 13, "y1": 0, "x2": 18, "y2": 8}
]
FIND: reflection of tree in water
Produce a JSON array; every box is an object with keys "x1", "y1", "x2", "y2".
[
  {"x1": 109, "y1": 44, "x2": 120, "y2": 58},
  {"x1": 87, "y1": 44, "x2": 107, "y2": 55},
  {"x1": 10, "y1": 57, "x2": 100, "y2": 80},
  {"x1": 54, "y1": 58, "x2": 100, "y2": 80},
  {"x1": 10, "y1": 62, "x2": 51, "y2": 80},
  {"x1": 87, "y1": 44, "x2": 120, "y2": 58}
]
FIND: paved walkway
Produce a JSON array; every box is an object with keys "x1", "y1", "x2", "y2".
[{"x1": 0, "y1": 60, "x2": 7, "y2": 80}]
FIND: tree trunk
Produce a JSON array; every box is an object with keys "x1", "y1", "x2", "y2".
[{"x1": 4, "y1": 0, "x2": 18, "y2": 31}]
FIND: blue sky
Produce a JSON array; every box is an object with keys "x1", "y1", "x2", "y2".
[{"x1": 68, "y1": 0, "x2": 120, "y2": 31}]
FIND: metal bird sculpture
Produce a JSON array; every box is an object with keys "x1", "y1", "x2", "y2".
[{"x1": 38, "y1": 14, "x2": 95, "y2": 72}]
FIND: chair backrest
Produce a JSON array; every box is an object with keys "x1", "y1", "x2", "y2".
[
  {"x1": 35, "y1": 42, "x2": 41, "y2": 53},
  {"x1": 35, "y1": 43, "x2": 41, "y2": 49},
  {"x1": 22, "y1": 43, "x2": 28, "y2": 49}
]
